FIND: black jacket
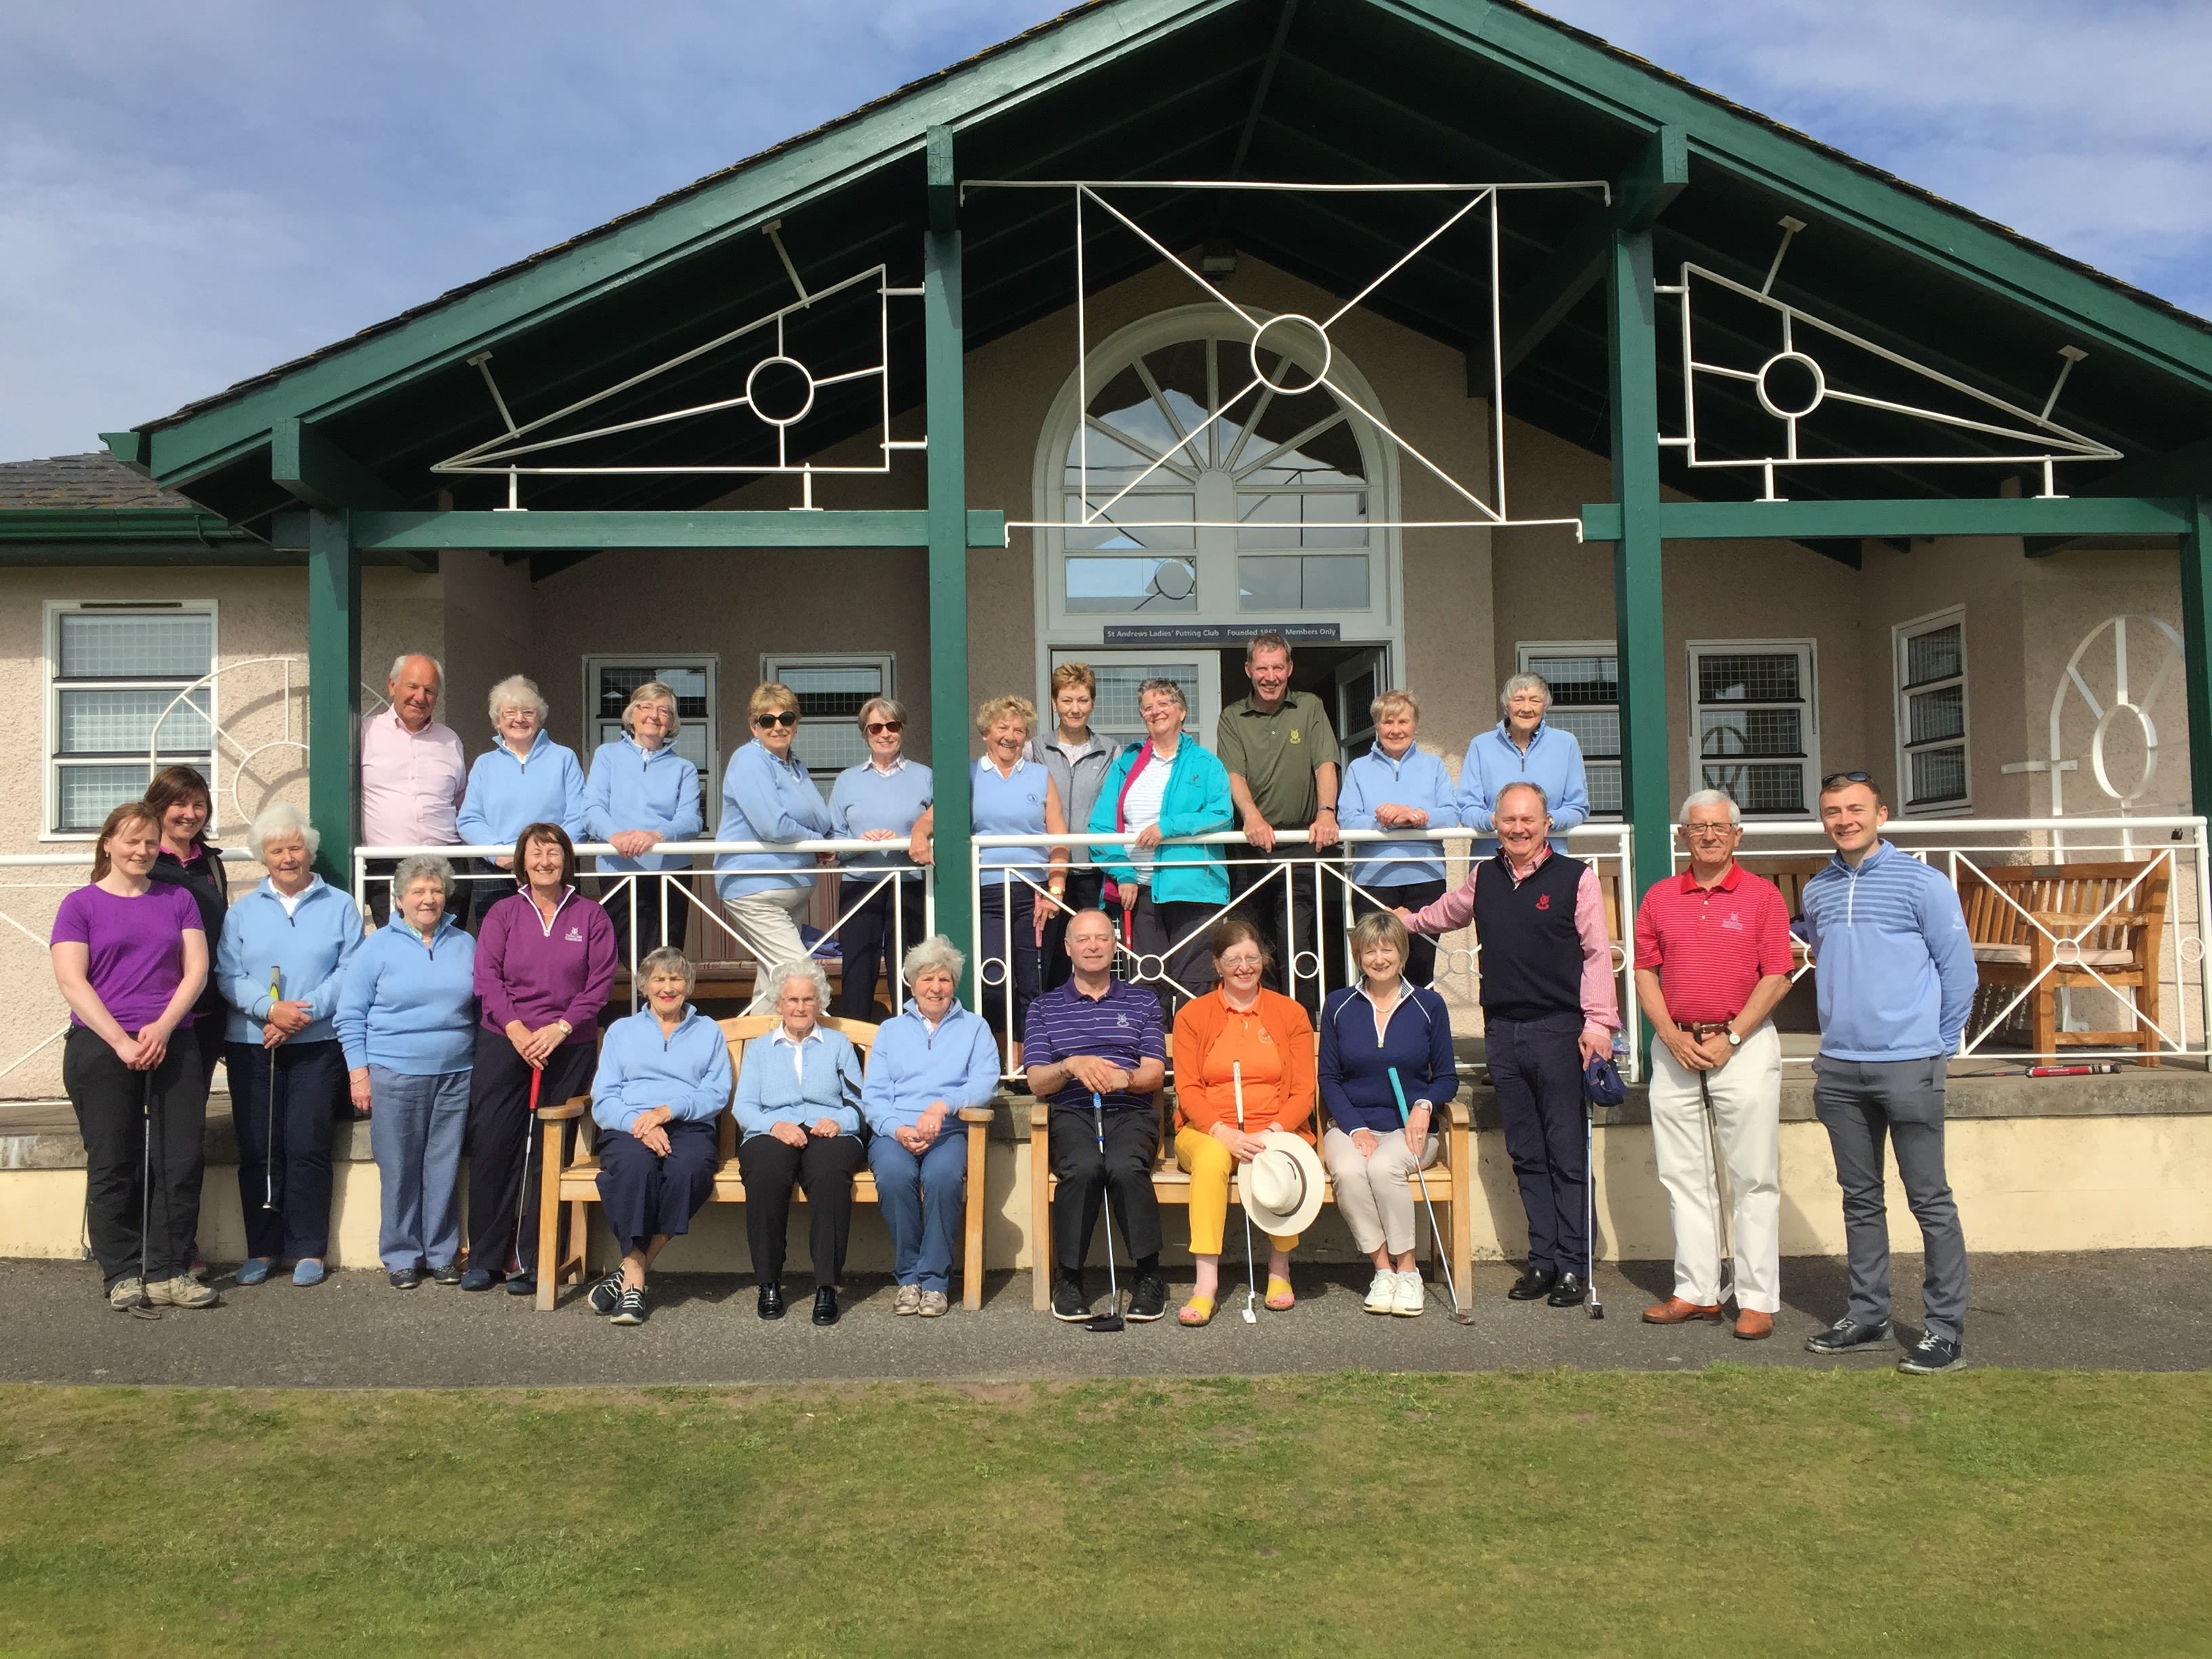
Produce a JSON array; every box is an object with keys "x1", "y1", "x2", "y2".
[{"x1": 149, "y1": 844, "x2": 229, "y2": 1017}]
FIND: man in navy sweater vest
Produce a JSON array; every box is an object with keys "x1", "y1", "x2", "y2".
[{"x1": 1401, "y1": 780, "x2": 1619, "y2": 1305}]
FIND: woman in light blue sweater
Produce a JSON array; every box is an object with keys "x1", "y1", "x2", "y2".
[
  {"x1": 586, "y1": 947, "x2": 733, "y2": 1327},
  {"x1": 1456, "y1": 672, "x2": 1590, "y2": 855},
  {"x1": 335, "y1": 853, "x2": 478, "y2": 1288},
  {"x1": 455, "y1": 675, "x2": 589, "y2": 898},
  {"x1": 731, "y1": 958, "x2": 867, "y2": 1326},
  {"x1": 861, "y1": 936, "x2": 999, "y2": 1316}
]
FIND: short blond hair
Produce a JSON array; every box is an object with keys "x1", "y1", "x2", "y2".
[
  {"x1": 975, "y1": 694, "x2": 1038, "y2": 738},
  {"x1": 1050, "y1": 662, "x2": 1096, "y2": 697},
  {"x1": 748, "y1": 681, "x2": 800, "y2": 720},
  {"x1": 1347, "y1": 908, "x2": 1410, "y2": 969},
  {"x1": 1371, "y1": 688, "x2": 1419, "y2": 724}
]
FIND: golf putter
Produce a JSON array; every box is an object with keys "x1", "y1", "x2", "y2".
[
  {"x1": 264, "y1": 966, "x2": 281, "y2": 1211},
  {"x1": 1083, "y1": 1094, "x2": 1126, "y2": 1333},
  {"x1": 132, "y1": 1067, "x2": 161, "y2": 1319},
  {"x1": 1231, "y1": 1061, "x2": 1258, "y2": 1324},
  {"x1": 1585, "y1": 1097, "x2": 1604, "y2": 1320},
  {"x1": 1698, "y1": 1069, "x2": 1736, "y2": 1307},
  {"x1": 514, "y1": 1066, "x2": 544, "y2": 1278},
  {"x1": 1387, "y1": 1067, "x2": 1470, "y2": 1324}
]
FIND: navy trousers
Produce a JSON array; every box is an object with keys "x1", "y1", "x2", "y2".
[
  {"x1": 1486, "y1": 1011, "x2": 1589, "y2": 1275},
  {"x1": 595, "y1": 1118, "x2": 719, "y2": 1256},
  {"x1": 224, "y1": 1038, "x2": 347, "y2": 1263}
]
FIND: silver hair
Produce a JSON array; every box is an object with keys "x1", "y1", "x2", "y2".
[
  {"x1": 247, "y1": 800, "x2": 321, "y2": 861},
  {"x1": 769, "y1": 957, "x2": 832, "y2": 1006},
  {"x1": 638, "y1": 945, "x2": 697, "y2": 994},
  {"x1": 486, "y1": 673, "x2": 549, "y2": 726},
  {"x1": 901, "y1": 934, "x2": 966, "y2": 985},
  {"x1": 855, "y1": 695, "x2": 907, "y2": 733},
  {"x1": 1495, "y1": 779, "x2": 1550, "y2": 815},
  {"x1": 1499, "y1": 672, "x2": 1553, "y2": 713},
  {"x1": 619, "y1": 680, "x2": 683, "y2": 738},
  {"x1": 1679, "y1": 788, "x2": 1743, "y2": 826},
  {"x1": 388, "y1": 653, "x2": 445, "y2": 687},
  {"x1": 390, "y1": 853, "x2": 455, "y2": 902}
]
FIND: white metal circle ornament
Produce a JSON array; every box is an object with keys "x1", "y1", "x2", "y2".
[
  {"x1": 2091, "y1": 701, "x2": 2158, "y2": 804},
  {"x1": 1250, "y1": 314, "x2": 1331, "y2": 396},
  {"x1": 2041, "y1": 615, "x2": 2184, "y2": 817},
  {"x1": 977, "y1": 956, "x2": 1010, "y2": 988},
  {"x1": 1147, "y1": 559, "x2": 1196, "y2": 602},
  {"x1": 1753, "y1": 350, "x2": 1826, "y2": 421},
  {"x1": 744, "y1": 354, "x2": 816, "y2": 427}
]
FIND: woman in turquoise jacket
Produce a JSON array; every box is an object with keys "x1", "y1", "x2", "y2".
[{"x1": 1086, "y1": 678, "x2": 1233, "y2": 1008}]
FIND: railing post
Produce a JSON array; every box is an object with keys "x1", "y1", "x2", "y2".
[
  {"x1": 2180, "y1": 497, "x2": 2212, "y2": 821},
  {"x1": 924, "y1": 123, "x2": 973, "y2": 999},
  {"x1": 307, "y1": 507, "x2": 359, "y2": 886}
]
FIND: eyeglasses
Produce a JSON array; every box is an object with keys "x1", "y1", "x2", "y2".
[
  {"x1": 1821, "y1": 771, "x2": 1874, "y2": 788},
  {"x1": 865, "y1": 720, "x2": 903, "y2": 735},
  {"x1": 754, "y1": 711, "x2": 799, "y2": 729},
  {"x1": 1683, "y1": 822, "x2": 1738, "y2": 836}
]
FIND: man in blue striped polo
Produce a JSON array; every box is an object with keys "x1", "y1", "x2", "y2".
[{"x1": 1799, "y1": 772, "x2": 1978, "y2": 1375}]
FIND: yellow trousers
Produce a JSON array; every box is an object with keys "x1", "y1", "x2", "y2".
[{"x1": 1174, "y1": 1126, "x2": 1300, "y2": 1258}]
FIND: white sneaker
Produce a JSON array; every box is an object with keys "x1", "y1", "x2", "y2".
[
  {"x1": 1364, "y1": 1271, "x2": 1397, "y2": 1314},
  {"x1": 1393, "y1": 1271, "x2": 1427, "y2": 1317},
  {"x1": 108, "y1": 1276, "x2": 145, "y2": 1311},
  {"x1": 893, "y1": 1284, "x2": 922, "y2": 1315}
]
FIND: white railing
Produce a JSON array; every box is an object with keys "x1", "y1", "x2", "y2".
[
  {"x1": 968, "y1": 825, "x2": 1643, "y2": 1084},
  {"x1": 1677, "y1": 817, "x2": 2212, "y2": 1065},
  {"x1": 354, "y1": 840, "x2": 935, "y2": 1012}
]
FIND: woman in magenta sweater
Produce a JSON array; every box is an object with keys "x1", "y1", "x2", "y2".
[{"x1": 459, "y1": 823, "x2": 616, "y2": 1293}]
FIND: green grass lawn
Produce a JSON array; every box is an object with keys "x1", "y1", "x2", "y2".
[{"x1": 1, "y1": 1370, "x2": 2207, "y2": 1658}]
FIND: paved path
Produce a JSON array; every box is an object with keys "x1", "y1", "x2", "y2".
[{"x1": 5, "y1": 1250, "x2": 2205, "y2": 1388}]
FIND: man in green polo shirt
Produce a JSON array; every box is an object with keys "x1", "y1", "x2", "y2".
[{"x1": 1217, "y1": 630, "x2": 1340, "y2": 1011}]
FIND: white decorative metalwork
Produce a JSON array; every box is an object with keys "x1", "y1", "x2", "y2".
[
  {"x1": 1660, "y1": 220, "x2": 2121, "y2": 500},
  {"x1": 966, "y1": 178, "x2": 1610, "y2": 537},
  {"x1": 146, "y1": 656, "x2": 309, "y2": 836}
]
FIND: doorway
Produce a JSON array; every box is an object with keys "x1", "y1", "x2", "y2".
[{"x1": 1212, "y1": 641, "x2": 1389, "y2": 756}]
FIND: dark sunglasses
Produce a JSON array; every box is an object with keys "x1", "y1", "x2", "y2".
[
  {"x1": 1820, "y1": 770, "x2": 1874, "y2": 788},
  {"x1": 754, "y1": 711, "x2": 800, "y2": 729},
  {"x1": 865, "y1": 720, "x2": 903, "y2": 735}
]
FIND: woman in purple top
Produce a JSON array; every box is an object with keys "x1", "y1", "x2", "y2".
[
  {"x1": 143, "y1": 766, "x2": 230, "y2": 1094},
  {"x1": 460, "y1": 823, "x2": 616, "y2": 1293},
  {"x1": 49, "y1": 801, "x2": 218, "y2": 1312}
]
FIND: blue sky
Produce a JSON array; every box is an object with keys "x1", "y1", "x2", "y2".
[{"x1": 3, "y1": 0, "x2": 2205, "y2": 462}]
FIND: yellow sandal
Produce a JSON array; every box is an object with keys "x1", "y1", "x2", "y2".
[
  {"x1": 1178, "y1": 1294, "x2": 1216, "y2": 1327},
  {"x1": 1265, "y1": 1276, "x2": 1296, "y2": 1311}
]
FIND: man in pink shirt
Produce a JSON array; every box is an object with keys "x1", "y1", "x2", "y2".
[
  {"x1": 360, "y1": 653, "x2": 470, "y2": 925},
  {"x1": 1398, "y1": 779, "x2": 1618, "y2": 1307}
]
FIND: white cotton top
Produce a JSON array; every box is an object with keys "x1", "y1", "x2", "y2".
[{"x1": 1120, "y1": 756, "x2": 1172, "y2": 884}]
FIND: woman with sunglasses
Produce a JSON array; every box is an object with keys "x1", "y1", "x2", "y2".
[
  {"x1": 828, "y1": 696, "x2": 932, "y2": 1019},
  {"x1": 713, "y1": 682, "x2": 834, "y2": 1014}
]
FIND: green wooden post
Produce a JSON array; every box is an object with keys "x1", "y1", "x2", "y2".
[
  {"x1": 924, "y1": 124, "x2": 973, "y2": 994},
  {"x1": 1607, "y1": 224, "x2": 1672, "y2": 903},
  {"x1": 306, "y1": 508, "x2": 361, "y2": 888},
  {"x1": 2182, "y1": 497, "x2": 2212, "y2": 819}
]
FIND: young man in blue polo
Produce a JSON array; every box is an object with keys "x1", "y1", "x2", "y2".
[{"x1": 1800, "y1": 771, "x2": 1978, "y2": 1375}]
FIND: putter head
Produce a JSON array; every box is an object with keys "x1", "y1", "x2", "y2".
[
  {"x1": 1240, "y1": 1298, "x2": 1258, "y2": 1324},
  {"x1": 1083, "y1": 1311, "x2": 1126, "y2": 1332}
]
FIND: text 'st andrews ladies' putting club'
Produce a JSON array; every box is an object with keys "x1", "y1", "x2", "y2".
[
  {"x1": 1231, "y1": 1060, "x2": 1258, "y2": 1324},
  {"x1": 263, "y1": 966, "x2": 282, "y2": 1212},
  {"x1": 1387, "y1": 1066, "x2": 1470, "y2": 1324},
  {"x1": 1083, "y1": 1093, "x2": 1126, "y2": 1333}
]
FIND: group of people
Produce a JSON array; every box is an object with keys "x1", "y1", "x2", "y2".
[{"x1": 53, "y1": 641, "x2": 1976, "y2": 1374}]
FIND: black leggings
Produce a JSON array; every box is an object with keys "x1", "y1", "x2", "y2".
[
  {"x1": 65, "y1": 1024, "x2": 208, "y2": 1290},
  {"x1": 464, "y1": 1033, "x2": 596, "y2": 1277}
]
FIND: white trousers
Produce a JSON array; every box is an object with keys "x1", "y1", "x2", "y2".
[
  {"x1": 1648, "y1": 1021, "x2": 1782, "y2": 1313},
  {"x1": 1322, "y1": 1126, "x2": 1441, "y2": 1257},
  {"x1": 724, "y1": 888, "x2": 814, "y2": 1013}
]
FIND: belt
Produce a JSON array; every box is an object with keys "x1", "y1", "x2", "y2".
[{"x1": 1684, "y1": 1019, "x2": 1740, "y2": 1040}]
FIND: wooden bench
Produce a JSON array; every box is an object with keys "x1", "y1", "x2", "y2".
[
  {"x1": 1955, "y1": 858, "x2": 2169, "y2": 1063},
  {"x1": 533, "y1": 1013, "x2": 995, "y2": 1309},
  {"x1": 1026, "y1": 1035, "x2": 1476, "y2": 1314}
]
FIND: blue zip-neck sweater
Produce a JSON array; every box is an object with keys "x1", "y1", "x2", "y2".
[
  {"x1": 1318, "y1": 983, "x2": 1458, "y2": 1134},
  {"x1": 590, "y1": 1004, "x2": 733, "y2": 1134},
  {"x1": 334, "y1": 915, "x2": 478, "y2": 1076},
  {"x1": 583, "y1": 738, "x2": 703, "y2": 873},
  {"x1": 214, "y1": 876, "x2": 365, "y2": 1045},
  {"x1": 860, "y1": 998, "x2": 1000, "y2": 1135},
  {"x1": 714, "y1": 740, "x2": 834, "y2": 899},
  {"x1": 828, "y1": 758, "x2": 934, "y2": 874},
  {"x1": 456, "y1": 728, "x2": 590, "y2": 851},
  {"x1": 1338, "y1": 741, "x2": 1462, "y2": 886},
  {"x1": 1455, "y1": 721, "x2": 1590, "y2": 851},
  {"x1": 733, "y1": 1024, "x2": 865, "y2": 1141},
  {"x1": 1799, "y1": 840, "x2": 1978, "y2": 1061}
]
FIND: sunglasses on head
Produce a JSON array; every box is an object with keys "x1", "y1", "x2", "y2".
[
  {"x1": 1821, "y1": 770, "x2": 1874, "y2": 788},
  {"x1": 754, "y1": 711, "x2": 799, "y2": 729},
  {"x1": 865, "y1": 720, "x2": 903, "y2": 735}
]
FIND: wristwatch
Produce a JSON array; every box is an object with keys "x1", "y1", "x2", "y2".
[{"x1": 1725, "y1": 1027, "x2": 1742, "y2": 1048}]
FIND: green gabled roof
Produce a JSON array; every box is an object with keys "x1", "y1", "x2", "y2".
[{"x1": 114, "y1": 0, "x2": 2212, "y2": 522}]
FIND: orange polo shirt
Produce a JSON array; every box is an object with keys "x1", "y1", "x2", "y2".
[{"x1": 1172, "y1": 989, "x2": 1315, "y2": 1142}]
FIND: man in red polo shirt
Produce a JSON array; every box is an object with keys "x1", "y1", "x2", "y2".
[{"x1": 1633, "y1": 789, "x2": 1795, "y2": 1339}]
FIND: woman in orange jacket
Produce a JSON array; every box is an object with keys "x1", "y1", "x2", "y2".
[{"x1": 1170, "y1": 916, "x2": 1315, "y2": 1325}]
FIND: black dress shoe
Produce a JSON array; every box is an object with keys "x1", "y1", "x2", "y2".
[
  {"x1": 1805, "y1": 1317, "x2": 1893, "y2": 1355},
  {"x1": 757, "y1": 1282, "x2": 786, "y2": 1320},
  {"x1": 1547, "y1": 1272, "x2": 1587, "y2": 1307},
  {"x1": 1507, "y1": 1267, "x2": 1559, "y2": 1301},
  {"x1": 811, "y1": 1286, "x2": 840, "y2": 1327}
]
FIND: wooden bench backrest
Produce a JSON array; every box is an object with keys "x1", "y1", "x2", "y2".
[
  {"x1": 1735, "y1": 856, "x2": 1831, "y2": 919},
  {"x1": 1955, "y1": 859, "x2": 2169, "y2": 954},
  {"x1": 716, "y1": 1013, "x2": 880, "y2": 1162}
]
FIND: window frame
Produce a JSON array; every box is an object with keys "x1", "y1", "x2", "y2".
[
  {"x1": 1517, "y1": 639, "x2": 1623, "y2": 821},
  {"x1": 758, "y1": 651, "x2": 895, "y2": 783},
  {"x1": 1892, "y1": 607, "x2": 1971, "y2": 818},
  {"x1": 579, "y1": 653, "x2": 720, "y2": 798},
  {"x1": 43, "y1": 600, "x2": 220, "y2": 842},
  {"x1": 1685, "y1": 638, "x2": 1821, "y2": 821}
]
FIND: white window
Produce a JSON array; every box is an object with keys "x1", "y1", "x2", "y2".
[
  {"x1": 761, "y1": 653, "x2": 893, "y2": 779},
  {"x1": 1895, "y1": 610, "x2": 1969, "y2": 814},
  {"x1": 583, "y1": 656, "x2": 717, "y2": 792},
  {"x1": 45, "y1": 603, "x2": 216, "y2": 836},
  {"x1": 1689, "y1": 640, "x2": 1820, "y2": 819},
  {"x1": 1518, "y1": 642, "x2": 1622, "y2": 818},
  {"x1": 1052, "y1": 649, "x2": 1212, "y2": 752}
]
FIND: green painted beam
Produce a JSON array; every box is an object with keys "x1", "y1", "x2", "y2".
[
  {"x1": 1579, "y1": 497, "x2": 2194, "y2": 542},
  {"x1": 345, "y1": 508, "x2": 1006, "y2": 552},
  {"x1": 2182, "y1": 499, "x2": 2212, "y2": 820},
  {"x1": 306, "y1": 510, "x2": 360, "y2": 886},
  {"x1": 0, "y1": 543, "x2": 296, "y2": 567},
  {"x1": 1609, "y1": 224, "x2": 1673, "y2": 916},
  {"x1": 1499, "y1": 125, "x2": 1687, "y2": 376},
  {"x1": 0, "y1": 508, "x2": 246, "y2": 542},
  {"x1": 270, "y1": 417, "x2": 407, "y2": 511},
  {"x1": 925, "y1": 125, "x2": 974, "y2": 996},
  {"x1": 99, "y1": 430, "x2": 150, "y2": 469}
]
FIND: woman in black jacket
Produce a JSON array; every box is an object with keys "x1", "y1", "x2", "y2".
[{"x1": 144, "y1": 766, "x2": 230, "y2": 1095}]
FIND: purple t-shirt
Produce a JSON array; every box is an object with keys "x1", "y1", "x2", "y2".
[{"x1": 51, "y1": 882, "x2": 203, "y2": 1031}]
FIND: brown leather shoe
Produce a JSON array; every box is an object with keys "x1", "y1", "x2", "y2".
[
  {"x1": 1734, "y1": 1309, "x2": 1775, "y2": 1341},
  {"x1": 1642, "y1": 1295, "x2": 1723, "y2": 1324}
]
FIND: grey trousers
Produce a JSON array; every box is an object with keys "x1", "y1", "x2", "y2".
[{"x1": 1812, "y1": 1055, "x2": 1969, "y2": 1343}]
